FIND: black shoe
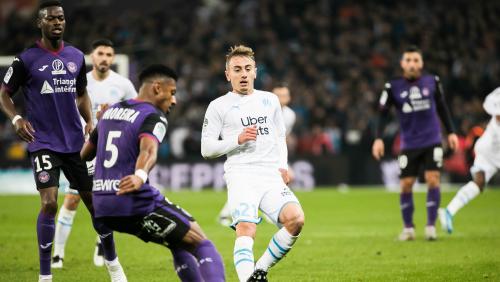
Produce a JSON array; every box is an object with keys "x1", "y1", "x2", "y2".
[
  {"x1": 247, "y1": 269, "x2": 268, "y2": 282},
  {"x1": 51, "y1": 255, "x2": 64, "y2": 268}
]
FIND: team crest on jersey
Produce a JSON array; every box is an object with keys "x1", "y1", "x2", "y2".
[
  {"x1": 51, "y1": 59, "x2": 67, "y2": 75},
  {"x1": 67, "y1": 62, "x2": 77, "y2": 73},
  {"x1": 422, "y1": 87, "x2": 429, "y2": 96},
  {"x1": 3, "y1": 66, "x2": 13, "y2": 84},
  {"x1": 38, "y1": 171, "x2": 50, "y2": 183}
]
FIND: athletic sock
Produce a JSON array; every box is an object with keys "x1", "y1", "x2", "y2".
[
  {"x1": 91, "y1": 218, "x2": 117, "y2": 261},
  {"x1": 400, "y1": 192, "x2": 414, "y2": 228},
  {"x1": 255, "y1": 227, "x2": 298, "y2": 271},
  {"x1": 233, "y1": 236, "x2": 254, "y2": 282},
  {"x1": 170, "y1": 247, "x2": 203, "y2": 282},
  {"x1": 194, "y1": 240, "x2": 225, "y2": 282},
  {"x1": 37, "y1": 212, "x2": 55, "y2": 275},
  {"x1": 427, "y1": 187, "x2": 441, "y2": 226},
  {"x1": 447, "y1": 181, "x2": 481, "y2": 216},
  {"x1": 53, "y1": 206, "x2": 76, "y2": 258}
]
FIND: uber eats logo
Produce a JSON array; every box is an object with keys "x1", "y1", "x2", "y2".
[{"x1": 240, "y1": 116, "x2": 270, "y2": 135}]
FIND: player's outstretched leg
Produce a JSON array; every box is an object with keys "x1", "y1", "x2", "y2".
[
  {"x1": 398, "y1": 177, "x2": 415, "y2": 241},
  {"x1": 52, "y1": 192, "x2": 79, "y2": 268},
  {"x1": 192, "y1": 239, "x2": 225, "y2": 282},
  {"x1": 424, "y1": 171, "x2": 441, "y2": 241},
  {"x1": 253, "y1": 203, "x2": 305, "y2": 280},
  {"x1": 38, "y1": 187, "x2": 58, "y2": 282},
  {"x1": 440, "y1": 173, "x2": 484, "y2": 234}
]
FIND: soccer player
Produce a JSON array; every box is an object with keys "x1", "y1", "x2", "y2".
[
  {"x1": 217, "y1": 82, "x2": 296, "y2": 226},
  {"x1": 0, "y1": 1, "x2": 125, "y2": 281},
  {"x1": 439, "y1": 88, "x2": 500, "y2": 234},
  {"x1": 201, "y1": 45, "x2": 305, "y2": 282},
  {"x1": 372, "y1": 45, "x2": 458, "y2": 241},
  {"x1": 81, "y1": 64, "x2": 225, "y2": 282},
  {"x1": 52, "y1": 38, "x2": 137, "y2": 269}
]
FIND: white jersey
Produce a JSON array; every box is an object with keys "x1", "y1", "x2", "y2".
[
  {"x1": 201, "y1": 89, "x2": 288, "y2": 173},
  {"x1": 282, "y1": 105, "x2": 296, "y2": 135},
  {"x1": 86, "y1": 70, "x2": 137, "y2": 124},
  {"x1": 474, "y1": 118, "x2": 500, "y2": 167}
]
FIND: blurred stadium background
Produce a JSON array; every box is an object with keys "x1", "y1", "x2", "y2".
[
  {"x1": 1, "y1": 0, "x2": 500, "y2": 193},
  {"x1": 1, "y1": 1, "x2": 500, "y2": 281}
]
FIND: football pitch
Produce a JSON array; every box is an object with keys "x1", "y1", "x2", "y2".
[{"x1": 0, "y1": 188, "x2": 499, "y2": 282}]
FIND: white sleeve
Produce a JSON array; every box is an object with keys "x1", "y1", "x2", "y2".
[
  {"x1": 123, "y1": 79, "x2": 137, "y2": 99},
  {"x1": 201, "y1": 102, "x2": 240, "y2": 159},
  {"x1": 274, "y1": 99, "x2": 288, "y2": 169}
]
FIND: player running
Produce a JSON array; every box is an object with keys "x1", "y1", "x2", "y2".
[
  {"x1": 52, "y1": 38, "x2": 137, "y2": 269},
  {"x1": 81, "y1": 64, "x2": 225, "y2": 282},
  {"x1": 439, "y1": 87, "x2": 500, "y2": 233},
  {"x1": 0, "y1": 1, "x2": 123, "y2": 281},
  {"x1": 372, "y1": 45, "x2": 458, "y2": 241},
  {"x1": 201, "y1": 45, "x2": 305, "y2": 282}
]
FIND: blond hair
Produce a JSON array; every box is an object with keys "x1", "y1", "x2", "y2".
[{"x1": 225, "y1": 45, "x2": 255, "y2": 69}]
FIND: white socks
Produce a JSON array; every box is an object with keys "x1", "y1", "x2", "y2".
[
  {"x1": 255, "y1": 227, "x2": 298, "y2": 272},
  {"x1": 53, "y1": 206, "x2": 76, "y2": 258},
  {"x1": 447, "y1": 181, "x2": 481, "y2": 216},
  {"x1": 233, "y1": 236, "x2": 254, "y2": 282}
]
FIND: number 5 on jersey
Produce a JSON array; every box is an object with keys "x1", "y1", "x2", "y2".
[{"x1": 104, "y1": 131, "x2": 122, "y2": 168}]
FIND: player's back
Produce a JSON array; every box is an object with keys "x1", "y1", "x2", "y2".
[{"x1": 92, "y1": 99, "x2": 166, "y2": 218}]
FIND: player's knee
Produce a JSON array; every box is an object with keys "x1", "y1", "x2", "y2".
[
  {"x1": 474, "y1": 173, "x2": 486, "y2": 191},
  {"x1": 41, "y1": 200, "x2": 58, "y2": 215},
  {"x1": 64, "y1": 194, "x2": 81, "y2": 210},
  {"x1": 235, "y1": 222, "x2": 257, "y2": 238},
  {"x1": 424, "y1": 172, "x2": 440, "y2": 187},
  {"x1": 400, "y1": 178, "x2": 414, "y2": 192}
]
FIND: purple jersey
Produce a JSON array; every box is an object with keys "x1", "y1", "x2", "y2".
[
  {"x1": 90, "y1": 99, "x2": 168, "y2": 217},
  {"x1": 379, "y1": 74, "x2": 454, "y2": 150},
  {"x1": 1, "y1": 41, "x2": 87, "y2": 153}
]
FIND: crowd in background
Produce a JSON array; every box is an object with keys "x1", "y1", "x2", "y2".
[{"x1": 1, "y1": 0, "x2": 499, "y2": 167}]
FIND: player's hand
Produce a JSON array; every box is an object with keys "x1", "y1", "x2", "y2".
[
  {"x1": 238, "y1": 125, "x2": 257, "y2": 145},
  {"x1": 448, "y1": 133, "x2": 459, "y2": 152},
  {"x1": 117, "y1": 175, "x2": 143, "y2": 195},
  {"x1": 372, "y1": 138, "x2": 385, "y2": 161},
  {"x1": 84, "y1": 122, "x2": 94, "y2": 140},
  {"x1": 96, "y1": 103, "x2": 109, "y2": 121},
  {"x1": 14, "y1": 118, "x2": 35, "y2": 143},
  {"x1": 279, "y1": 168, "x2": 290, "y2": 185}
]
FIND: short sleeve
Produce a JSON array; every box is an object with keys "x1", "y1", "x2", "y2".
[
  {"x1": 139, "y1": 113, "x2": 168, "y2": 143},
  {"x1": 1, "y1": 56, "x2": 28, "y2": 96},
  {"x1": 75, "y1": 58, "x2": 88, "y2": 96}
]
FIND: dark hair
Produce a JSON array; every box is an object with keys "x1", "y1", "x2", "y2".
[
  {"x1": 91, "y1": 39, "x2": 114, "y2": 50},
  {"x1": 38, "y1": 0, "x2": 62, "y2": 11},
  {"x1": 402, "y1": 45, "x2": 422, "y2": 56},
  {"x1": 139, "y1": 64, "x2": 178, "y2": 84}
]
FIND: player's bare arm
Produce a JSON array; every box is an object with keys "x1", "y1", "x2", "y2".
[
  {"x1": 77, "y1": 90, "x2": 93, "y2": 135},
  {"x1": 447, "y1": 133, "x2": 459, "y2": 151},
  {"x1": 372, "y1": 138, "x2": 385, "y2": 161},
  {"x1": 117, "y1": 136, "x2": 158, "y2": 195},
  {"x1": 0, "y1": 86, "x2": 35, "y2": 142}
]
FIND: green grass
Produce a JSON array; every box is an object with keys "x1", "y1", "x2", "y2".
[{"x1": 0, "y1": 188, "x2": 499, "y2": 281}]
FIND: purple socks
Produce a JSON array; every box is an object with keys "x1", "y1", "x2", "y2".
[
  {"x1": 37, "y1": 212, "x2": 55, "y2": 275},
  {"x1": 400, "y1": 192, "x2": 414, "y2": 228},
  {"x1": 193, "y1": 240, "x2": 225, "y2": 282},
  {"x1": 427, "y1": 188, "x2": 441, "y2": 226},
  {"x1": 171, "y1": 248, "x2": 203, "y2": 282},
  {"x1": 92, "y1": 218, "x2": 117, "y2": 261}
]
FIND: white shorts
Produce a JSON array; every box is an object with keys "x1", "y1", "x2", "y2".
[
  {"x1": 470, "y1": 154, "x2": 498, "y2": 183},
  {"x1": 225, "y1": 169, "x2": 300, "y2": 229},
  {"x1": 65, "y1": 160, "x2": 95, "y2": 195}
]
